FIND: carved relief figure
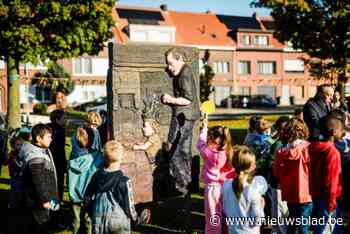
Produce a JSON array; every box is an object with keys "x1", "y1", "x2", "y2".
[{"x1": 133, "y1": 97, "x2": 162, "y2": 166}]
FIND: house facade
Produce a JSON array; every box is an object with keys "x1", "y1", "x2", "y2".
[{"x1": 0, "y1": 4, "x2": 342, "y2": 113}]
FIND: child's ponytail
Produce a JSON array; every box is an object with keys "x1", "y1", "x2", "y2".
[{"x1": 231, "y1": 146, "x2": 256, "y2": 199}]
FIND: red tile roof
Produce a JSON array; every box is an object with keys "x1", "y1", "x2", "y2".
[{"x1": 167, "y1": 11, "x2": 235, "y2": 47}]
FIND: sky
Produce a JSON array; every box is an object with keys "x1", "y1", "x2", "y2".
[{"x1": 117, "y1": 0, "x2": 271, "y2": 17}]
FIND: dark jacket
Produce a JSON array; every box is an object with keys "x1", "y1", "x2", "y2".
[
  {"x1": 303, "y1": 97, "x2": 331, "y2": 140},
  {"x1": 23, "y1": 143, "x2": 58, "y2": 224},
  {"x1": 85, "y1": 169, "x2": 137, "y2": 234},
  {"x1": 172, "y1": 64, "x2": 200, "y2": 121},
  {"x1": 48, "y1": 123, "x2": 67, "y2": 172}
]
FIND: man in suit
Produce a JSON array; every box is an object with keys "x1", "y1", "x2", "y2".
[{"x1": 303, "y1": 84, "x2": 334, "y2": 140}]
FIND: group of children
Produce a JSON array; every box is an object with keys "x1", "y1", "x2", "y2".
[
  {"x1": 4, "y1": 111, "x2": 151, "y2": 234},
  {"x1": 2, "y1": 104, "x2": 349, "y2": 234},
  {"x1": 198, "y1": 110, "x2": 348, "y2": 234}
]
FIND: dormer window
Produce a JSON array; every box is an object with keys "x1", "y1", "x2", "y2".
[
  {"x1": 242, "y1": 35, "x2": 250, "y2": 46},
  {"x1": 254, "y1": 35, "x2": 269, "y2": 46}
]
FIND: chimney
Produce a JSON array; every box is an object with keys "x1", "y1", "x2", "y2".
[
  {"x1": 160, "y1": 4, "x2": 168, "y2": 11},
  {"x1": 206, "y1": 9, "x2": 213, "y2": 14},
  {"x1": 199, "y1": 24, "x2": 206, "y2": 34}
]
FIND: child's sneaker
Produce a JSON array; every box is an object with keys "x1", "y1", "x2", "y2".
[{"x1": 137, "y1": 209, "x2": 151, "y2": 225}]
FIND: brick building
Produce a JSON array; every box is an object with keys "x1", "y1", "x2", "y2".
[{"x1": 0, "y1": 4, "x2": 336, "y2": 113}]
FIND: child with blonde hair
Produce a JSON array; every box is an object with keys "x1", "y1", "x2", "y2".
[
  {"x1": 197, "y1": 115, "x2": 235, "y2": 234},
  {"x1": 87, "y1": 111, "x2": 103, "y2": 152},
  {"x1": 85, "y1": 140, "x2": 150, "y2": 234},
  {"x1": 222, "y1": 146, "x2": 264, "y2": 234}
]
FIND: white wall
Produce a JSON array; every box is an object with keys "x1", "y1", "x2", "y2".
[
  {"x1": 67, "y1": 84, "x2": 106, "y2": 105},
  {"x1": 0, "y1": 60, "x2": 4, "y2": 69},
  {"x1": 92, "y1": 58, "x2": 108, "y2": 76},
  {"x1": 284, "y1": 59, "x2": 304, "y2": 72},
  {"x1": 129, "y1": 24, "x2": 176, "y2": 43}
]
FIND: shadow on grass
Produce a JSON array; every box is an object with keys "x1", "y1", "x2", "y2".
[{"x1": 134, "y1": 195, "x2": 204, "y2": 234}]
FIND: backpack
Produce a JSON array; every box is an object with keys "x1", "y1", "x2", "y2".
[{"x1": 68, "y1": 151, "x2": 103, "y2": 203}]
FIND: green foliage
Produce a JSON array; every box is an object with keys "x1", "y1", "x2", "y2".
[
  {"x1": 0, "y1": 0, "x2": 116, "y2": 64},
  {"x1": 200, "y1": 50, "x2": 215, "y2": 103},
  {"x1": 33, "y1": 103, "x2": 48, "y2": 114},
  {"x1": 32, "y1": 61, "x2": 75, "y2": 95},
  {"x1": 252, "y1": 0, "x2": 350, "y2": 84}
]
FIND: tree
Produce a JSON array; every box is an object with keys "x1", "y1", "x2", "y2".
[
  {"x1": 200, "y1": 50, "x2": 215, "y2": 103},
  {"x1": 0, "y1": 0, "x2": 116, "y2": 129},
  {"x1": 252, "y1": 0, "x2": 350, "y2": 93}
]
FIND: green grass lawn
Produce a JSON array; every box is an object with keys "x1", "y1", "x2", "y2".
[{"x1": 0, "y1": 115, "x2": 284, "y2": 234}]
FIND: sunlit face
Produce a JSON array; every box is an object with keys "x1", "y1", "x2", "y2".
[
  {"x1": 322, "y1": 87, "x2": 334, "y2": 104},
  {"x1": 142, "y1": 121, "x2": 155, "y2": 137},
  {"x1": 327, "y1": 118, "x2": 344, "y2": 141},
  {"x1": 36, "y1": 133, "x2": 52, "y2": 149},
  {"x1": 334, "y1": 91, "x2": 341, "y2": 102},
  {"x1": 166, "y1": 53, "x2": 184, "y2": 76}
]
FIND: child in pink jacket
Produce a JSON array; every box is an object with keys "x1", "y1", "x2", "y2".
[{"x1": 197, "y1": 116, "x2": 236, "y2": 234}]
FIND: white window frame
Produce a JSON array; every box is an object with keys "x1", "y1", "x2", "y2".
[
  {"x1": 284, "y1": 59, "x2": 304, "y2": 73},
  {"x1": 238, "y1": 61, "x2": 251, "y2": 75},
  {"x1": 213, "y1": 61, "x2": 230, "y2": 74},
  {"x1": 257, "y1": 61, "x2": 277, "y2": 75},
  {"x1": 73, "y1": 57, "x2": 93, "y2": 76},
  {"x1": 254, "y1": 35, "x2": 269, "y2": 46},
  {"x1": 242, "y1": 35, "x2": 250, "y2": 46}
]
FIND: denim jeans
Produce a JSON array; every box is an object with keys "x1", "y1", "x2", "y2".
[
  {"x1": 168, "y1": 114, "x2": 195, "y2": 192},
  {"x1": 287, "y1": 202, "x2": 313, "y2": 234},
  {"x1": 312, "y1": 199, "x2": 342, "y2": 234}
]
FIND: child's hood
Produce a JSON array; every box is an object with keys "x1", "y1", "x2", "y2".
[
  {"x1": 94, "y1": 169, "x2": 128, "y2": 194},
  {"x1": 20, "y1": 142, "x2": 50, "y2": 162},
  {"x1": 278, "y1": 139, "x2": 309, "y2": 160}
]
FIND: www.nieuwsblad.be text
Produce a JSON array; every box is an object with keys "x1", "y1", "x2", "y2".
[{"x1": 209, "y1": 215, "x2": 344, "y2": 227}]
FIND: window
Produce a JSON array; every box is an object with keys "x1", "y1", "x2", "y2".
[
  {"x1": 242, "y1": 35, "x2": 250, "y2": 46},
  {"x1": 213, "y1": 61, "x2": 230, "y2": 74},
  {"x1": 257, "y1": 61, "x2": 277, "y2": 75},
  {"x1": 35, "y1": 86, "x2": 51, "y2": 103},
  {"x1": 284, "y1": 60, "x2": 304, "y2": 73},
  {"x1": 239, "y1": 87, "x2": 251, "y2": 95},
  {"x1": 238, "y1": 61, "x2": 251, "y2": 75},
  {"x1": 254, "y1": 36, "x2": 269, "y2": 46},
  {"x1": 74, "y1": 57, "x2": 93, "y2": 75}
]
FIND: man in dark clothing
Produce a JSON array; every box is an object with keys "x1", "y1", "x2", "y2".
[
  {"x1": 303, "y1": 84, "x2": 334, "y2": 140},
  {"x1": 23, "y1": 124, "x2": 58, "y2": 234},
  {"x1": 47, "y1": 109, "x2": 66, "y2": 202},
  {"x1": 162, "y1": 47, "x2": 200, "y2": 194}
]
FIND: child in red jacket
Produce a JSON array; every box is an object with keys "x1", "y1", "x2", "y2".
[
  {"x1": 273, "y1": 117, "x2": 312, "y2": 234},
  {"x1": 309, "y1": 113, "x2": 342, "y2": 234}
]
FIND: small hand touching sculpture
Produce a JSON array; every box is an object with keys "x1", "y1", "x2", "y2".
[{"x1": 133, "y1": 97, "x2": 162, "y2": 165}]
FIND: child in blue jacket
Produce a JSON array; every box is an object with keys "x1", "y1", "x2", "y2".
[{"x1": 68, "y1": 127, "x2": 103, "y2": 234}]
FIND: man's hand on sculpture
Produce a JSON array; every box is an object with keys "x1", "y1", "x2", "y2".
[{"x1": 161, "y1": 93, "x2": 173, "y2": 104}]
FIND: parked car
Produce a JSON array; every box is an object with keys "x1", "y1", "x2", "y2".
[
  {"x1": 73, "y1": 96, "x2": 107, "y2": 112},
  {"x1": 249, "y1": 95, "x2": 277, "y2": 108},
  {"x1": 220, "y1": 95, "x2": 250, "y2": 108},
  {"x1": 220, "y1": 94, "x2": 277, "y2": 108}
]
